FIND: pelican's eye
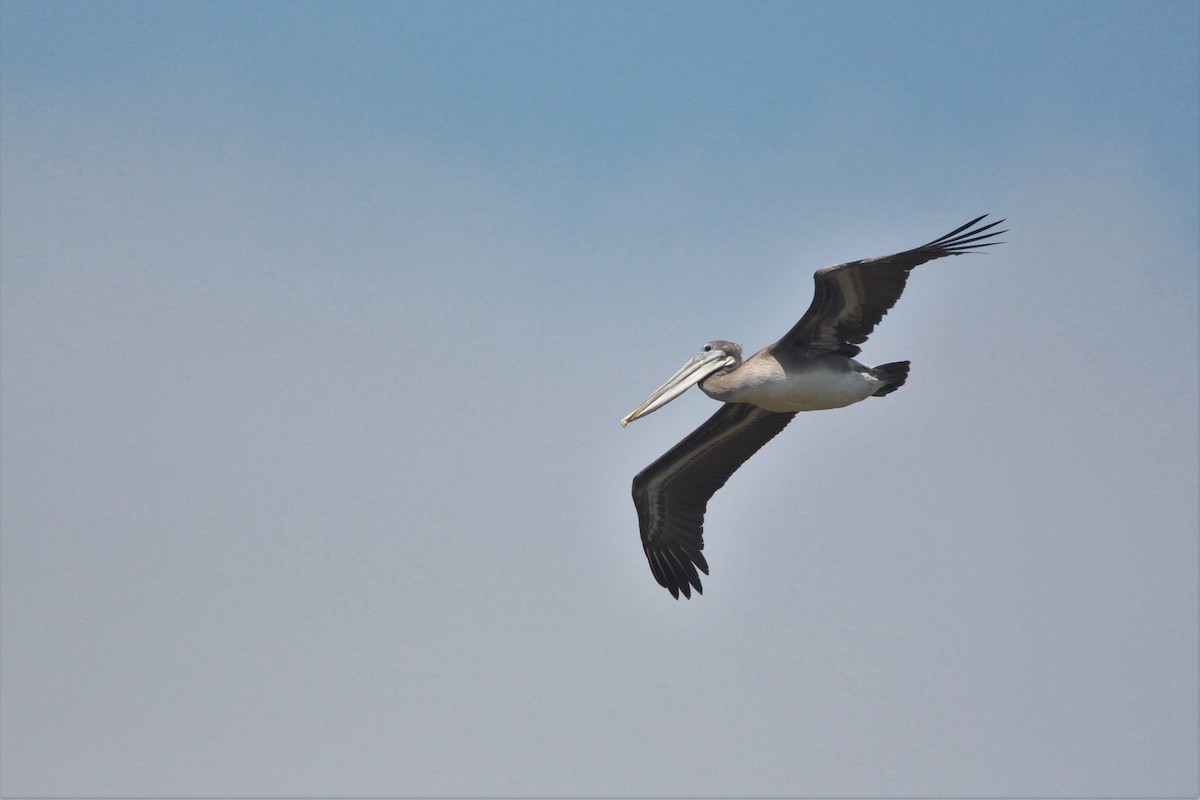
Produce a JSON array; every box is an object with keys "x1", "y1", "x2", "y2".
[{"x1": 703, "y1": 343, "x2": 713, "y2": 352}]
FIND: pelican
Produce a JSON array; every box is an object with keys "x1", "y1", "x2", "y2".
[{"x1": 621, "y1": 215, "x2": 1005, "y2": 598}]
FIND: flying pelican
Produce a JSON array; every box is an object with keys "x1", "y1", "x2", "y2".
[{"x1": 621, "y1": 215, "x2": 1005, "y2": 598}]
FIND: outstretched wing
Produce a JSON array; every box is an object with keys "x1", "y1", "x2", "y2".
[
  {"x1": 632, "y1": 403, "x2": 797, "y2": 598},
  {"x1": 781, "y1": 215, "x2": 1006, "y2": 357}
]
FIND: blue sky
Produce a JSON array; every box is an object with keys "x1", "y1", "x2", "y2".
[{"x1": 2, "y1": 2, "x2": 1197, "y2": 797}]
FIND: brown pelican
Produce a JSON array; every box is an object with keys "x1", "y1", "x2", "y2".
[{"x1": 621, "y1": 215, "x2": 1005, "y2": 598}]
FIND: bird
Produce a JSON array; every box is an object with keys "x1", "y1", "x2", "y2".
[{"x1": 620, "y1": 215, "x2": 1006, "y2": 598}]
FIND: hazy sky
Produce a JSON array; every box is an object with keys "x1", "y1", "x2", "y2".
[{"x1": 2, "y1": 2, "x2": 1197, "y2": 797}]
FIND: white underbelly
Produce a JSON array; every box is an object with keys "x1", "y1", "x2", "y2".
[{"x1": 707, "y1": 358, "x2": 881, "y2": 412}]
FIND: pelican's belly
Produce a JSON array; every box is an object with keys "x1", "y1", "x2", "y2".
[{"x1": 713, "y1": 357, "x2": 881, "y2": 412}]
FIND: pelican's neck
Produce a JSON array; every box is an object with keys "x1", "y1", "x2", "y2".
[{"x1": 699, "y1": 362, "x2": 751, "y2": 403}]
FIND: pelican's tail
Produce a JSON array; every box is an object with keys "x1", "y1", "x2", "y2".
[{"x1": 870, "y1": 361, "x2": 910, "y2": 397}]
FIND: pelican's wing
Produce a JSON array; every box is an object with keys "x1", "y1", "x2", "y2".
[
  {"x1": 780, "y1": 215, "x2": 1006, "y2": 357},
  {"x1": 632, "y1": 403, "x2": 797, "y2": 598}
]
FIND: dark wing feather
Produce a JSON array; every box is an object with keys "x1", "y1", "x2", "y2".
[
  {"x1": 632, "y1": 403, "x2": 797, "y2": 598},
  {"x1": 781, "y1": 215, "x2": 1006, "y2": 357}
]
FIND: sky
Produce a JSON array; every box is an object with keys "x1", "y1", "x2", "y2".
[{"x1": 1, "y1": 1, "x2": 1197, "y2": 797}]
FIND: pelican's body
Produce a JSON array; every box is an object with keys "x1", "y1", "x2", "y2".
[
  {"x1": 621, "y1": 215, "x2": 1006, "y2": 598},
  {"x1": 701, "y1": 350, "x2": 891, "y2": 412}
]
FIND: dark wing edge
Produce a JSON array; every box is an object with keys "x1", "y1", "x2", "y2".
[
  {"x1": 781, "y1": 215, "x2": 1007, "y2": 356},
  {"x1": 631, "y1": 403, "x2": 797, "y2": 599}
]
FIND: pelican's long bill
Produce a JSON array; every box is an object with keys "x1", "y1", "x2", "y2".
[{"x1": 620, "y1": 345, "x2": 735, "y2": 426}]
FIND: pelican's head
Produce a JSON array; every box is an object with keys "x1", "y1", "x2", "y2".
[{"x1": 620, "y1": 340, "x2": 741, "y2": 426}]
